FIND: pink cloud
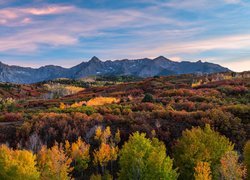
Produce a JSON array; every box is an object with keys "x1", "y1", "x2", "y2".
[
  {"x1": 169, "y1": 56, "x2": 182, "y2": 61},
  {"x1": 0, "y1": 28, "x2": 78, "y2": 52},
  {"x1": 0, "y1": 9, "x2": 18, "y2": 19},
  {"x1": 0, "y1": 19, "x2": 7, "y2": 25},
  {"x1": 21, "y1": 6, "x2": 75, "y2": 15},
  {"x1": 0, "y1": 5, "x2": 75, "y2": 26},
  {"x1": 21, "y1": 17, "x2": 32, "y2": 24},
  {"x1": 221, "y1": 58, "x2": 250, "y2": 72}
]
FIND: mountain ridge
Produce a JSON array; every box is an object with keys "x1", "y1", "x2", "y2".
[{"x1": 0, "y1": 56, "x2": 231, "y2": 84}]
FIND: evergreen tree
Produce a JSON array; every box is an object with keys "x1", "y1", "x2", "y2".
[{"x1": 142, "y1": 93, "x2": 154, "y2": 102}]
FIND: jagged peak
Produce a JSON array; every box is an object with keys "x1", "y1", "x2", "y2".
[
  {"x1": 89, "y1": 56, "x2": 101, "y2": 63},
  {"x1": 153, "y1": 56, "x2": 171, "y2": 61},
  {"x1": 0, "y1": 61, "x2": 7, "y2": 67}
]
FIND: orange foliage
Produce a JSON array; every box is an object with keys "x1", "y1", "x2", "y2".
[
  {"x1": 59, "y1": 101, "x2": 86, "y2": 109},
  {"x1": 71, "y1": 138, "x2": 90, "y2": 161},
  {"x1": 94, "y1": 126, "x2": 111, "y2": 144},
  {"x1": 37, "y1": 143, "x2": 73, "y2": 180},
  {"x1": 86, "y1": 97, "x2": 119, "y2": 106},
  {"x1": 194, "y1": 161, "x2": 212, "y2": 180},
  {"x1": 60, "y1": 102, "x2": 66, "y2": 110},
  {"x1": 93, "y1": 143, "x2": 118, "y2": 167},
  {"x1": 71, "y1": 101, "x2": 86, "y2": 108},
  {"x1": 65, "y1": 138, "x2": 90, "y2": 171}
]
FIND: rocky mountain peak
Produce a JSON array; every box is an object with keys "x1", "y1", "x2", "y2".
[
  {"x1": 0, "y1": 61, "x2": 7, "y2": 68},
  {"x1": 153, "y1": 56, "x2": 172, "y2": 62},
  {"x1": 89, "y1": 56, "x2": 101, "y2": 63}
]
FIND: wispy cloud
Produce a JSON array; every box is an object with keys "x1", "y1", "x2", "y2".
[
  {"x1": 221, "y1": 58, "x2": 250, "y2": 72},
  {"x1": 92, "y1": 33, "x2": 250, "y2": 57},
  {"x1": 0, "y1": 30, "x2": 78, "y2": 52},
  {"x1": 0, "y1": 4, "x2": 190, "y2": 52},
  {"x1": 161, "y1": 0, "x2": 211, "y2": 10},
  {"x1": 0, "y1": 5, "x2": 75, "y2": 26},
  {"x1": 162, "y1": 34, "x2": 250, "y2": 54},
  {"x1": 149, "y1": 0, "x2": 244, "y2": 11},
  {"x1": 21, "y1": 6, "x2": 74, "y2": 15},
  {"x1": 223, "y1": 0, "x2": 242, "y2": 4}
]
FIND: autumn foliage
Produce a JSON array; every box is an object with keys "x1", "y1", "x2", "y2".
[
  {"x1": 173, "y1": 125, "x2": 234, "y2": 179},
  {"x1": 0, "y1": 72, "x2": 249, "y2": 179},
  {"x1": 194, "y1": 162, "x2": 212, "y2": 180},
  {"x1": 87, "y1": 97, "x2": 119, "y2": 106},
  {"x1": 0, "y1": 144, "x2": 40, "y2": 179}
]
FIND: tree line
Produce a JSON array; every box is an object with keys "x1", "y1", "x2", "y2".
[{"x1": 0, "y1": 125, "x2": 249, "y2": 180}]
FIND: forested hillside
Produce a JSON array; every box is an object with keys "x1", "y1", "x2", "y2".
[{"x1": 0, "y1": 72, "x2": 249, "y2": 179}]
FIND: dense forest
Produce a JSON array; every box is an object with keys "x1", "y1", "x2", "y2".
[{"x1": 0, "y1": 72, "x2": 249, "y2": 179}]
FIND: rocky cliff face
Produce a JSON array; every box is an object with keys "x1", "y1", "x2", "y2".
[{"x1": 0, "y1": 56, "x2": 230, "y2": 83}]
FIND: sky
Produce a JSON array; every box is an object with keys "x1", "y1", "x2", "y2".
[{"x1": 0, "y1": 0, "x2": 249, "y2": 72}]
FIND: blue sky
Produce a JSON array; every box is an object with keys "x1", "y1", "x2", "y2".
[{"x1": 0, "y1": 0, "x2": 249, "y2": 71}]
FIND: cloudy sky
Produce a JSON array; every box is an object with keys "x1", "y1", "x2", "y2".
[{"x1": 0, "y1": 0, "x2": 249, "y2": 71}]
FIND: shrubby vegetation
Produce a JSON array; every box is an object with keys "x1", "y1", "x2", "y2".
[
  {"x1": 0, "y1": 72, "x2": 249, "y2": 179},
  {"x1": 0, "y1": 98, "x2": 16, "y2": 112}
]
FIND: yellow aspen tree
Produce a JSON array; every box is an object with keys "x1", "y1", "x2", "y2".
[
  {"x1": 37, "y1": 144, "x2": 73, "y2": 180},
  {"x1": 0, "y1": 144, "x2": 40, "y2": 180},
  {"x1": 102, "y1": 126, "x2": 111, "y2": 143},
  {"x1": 173, "y1": 124, "x2": 234, "y2": 179},
  {"x1": 94, "y1": 126, "x2": 102, "y2": 142},
  {"x1": 70, "y1": 137, "x2": 90, "y2": 172},
  {"x1": 64, "y1": 140, "x2": 71, "y2": 156},
  {"x1": 194, "y1": 161, "x2": 212, "y2": 180},
  {"x1": 93, "y1": 126, "x2": 119, "y2": 174},
  {"x1": 94, "y1": 126, "x2": 112, "y2": 144},
  {"x1": 119, "y1": 132, "x2": 178, "y2": 180},
  {"x1": 114, "y1": 129, "x2": 121, "y2": 145},
  {"x1": 93, "y1": 143, "x2": 118, "y2": 174}
]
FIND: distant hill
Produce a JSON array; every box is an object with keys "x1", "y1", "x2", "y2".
[{"x1": 0, "y1": 56, "x2": 230, "y2": 84}]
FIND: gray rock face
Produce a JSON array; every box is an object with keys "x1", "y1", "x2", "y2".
[{"x1": 0, "y1": 56, "x2": 230, "y2": 83}]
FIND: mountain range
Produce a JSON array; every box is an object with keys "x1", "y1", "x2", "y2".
[{"x1": 0, "y1": 56, "x2": 230, "y2": 84}]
